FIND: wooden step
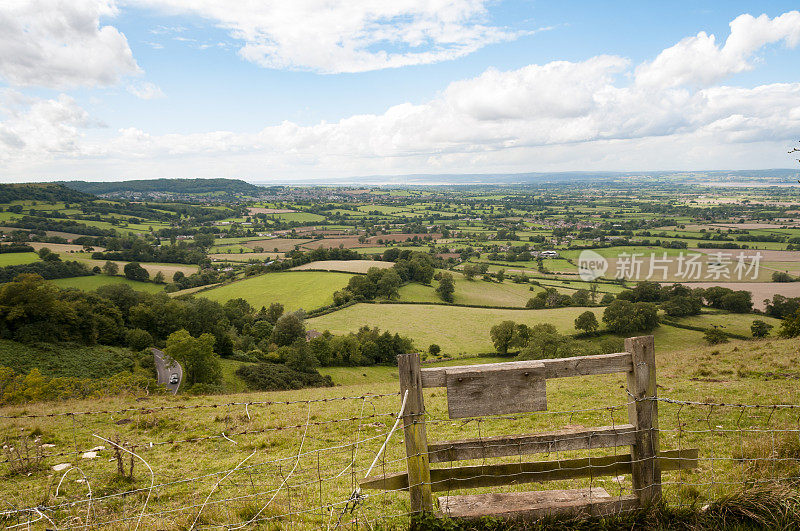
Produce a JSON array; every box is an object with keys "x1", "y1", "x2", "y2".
[{"x1": 437, "y1": 488, "x2": 640, "y2": 520}]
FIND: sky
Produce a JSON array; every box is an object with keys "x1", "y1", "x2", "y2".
[{"x1": 1, "y1": 1, "x2": 800, "y2": 182}]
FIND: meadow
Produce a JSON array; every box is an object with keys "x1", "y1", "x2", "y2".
[
  {"x1": 1, "y1": 337, "x2": 798, "y2": 529},
  {"x1": 0, "y1": 252, "x2": 40, "y2": 266},
  {"x1": 52, "y1": 275, "x2": 166, "y2": 293},
  {"x1": 202, "y1": 271, "x2": 354, "y2": 312}
]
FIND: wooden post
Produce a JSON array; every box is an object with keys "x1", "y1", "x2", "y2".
[
  {"x1": 397, "y1": 353, "x2": 433, "y2": 513},
  {"x1": 625, "y1": 335, "x2": 661, "y2": 505}
]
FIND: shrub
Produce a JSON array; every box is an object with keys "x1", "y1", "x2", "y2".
[
  {"x1": 750, "y1": 319, "x2": 773, "y2": 338},
  {"x1": 126, "y1": 328, "x2": 153, "y2": 351},
  {"x1": 235, "y1": 362, "x2": 333, "y2": 391},
  {"x1": 703, "y1": 328, "x2": 729, "y2": 345}
]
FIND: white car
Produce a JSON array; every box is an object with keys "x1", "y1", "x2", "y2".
[{"x1": 169, "y1": 373, "x2": 179, "y2": 384}]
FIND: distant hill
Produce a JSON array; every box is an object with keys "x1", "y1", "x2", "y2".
[
  {"x1": 61, "y1": 178, "x2": 263, "y2": 195},
  {"x1": 0, "y1": 183, "x2": 94, "y2": 203}
]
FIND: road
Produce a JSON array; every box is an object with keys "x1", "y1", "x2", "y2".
[{"x1": 153, "y1": 348, "x2": 183, "y2": 394}]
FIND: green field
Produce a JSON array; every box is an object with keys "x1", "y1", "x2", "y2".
[
  {"x1": 202, "y1": 271, "x2": 354, "y2": 312},
  {"x1": 308, "y1": 304, "x2": 603, "y2": 355},
  {"x1": 0, "y1": 252, "x2": 40, "y2": 266},
  {"x1": 398, "y1": 276, "x2": 540, "y2": 307},
  {"x1": 52, "y1": 275, "x2": 166, "y2": 293}
]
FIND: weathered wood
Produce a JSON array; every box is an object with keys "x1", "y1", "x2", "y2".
[
  {"x1": 428, "y1": 424, "x2": 636, "y2": 463},
  {"x1": 626, "y1": 335, "x2": 661, "y2": 505},
  {"x1": 438, "y1": 488, "x2": 641, "y2": 520},
  {"x1": 397, "y1": 353, "x2": 433, "y2": 513},
  {"x1": 420, "y1": 353, "x2": 633, "y2": 388},
  {"x1": 360, "y1": 448, "x2": 698, "y2": 492},
  {"x1": 444, "y1": 362, "x2": 546, "y2": 419}
]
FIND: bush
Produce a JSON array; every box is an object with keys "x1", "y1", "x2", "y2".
[
  {"x1": 750, "y1": 320, "x2": 773, "y2": 338},
  {"x1": 428, "y1": 344, "x2": 441, "y2": 357},
  {"x1": 704, "y1": 328, "x2": 729, "y2": 345},
  {"x1": 235, "y1": 363, "x2": 333, "y2": 391},
  {"x1": 772, "y1": 271, "x2": 796, "y2": 283}
]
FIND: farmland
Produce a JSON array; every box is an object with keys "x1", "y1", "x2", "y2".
[{"x1": 201, "y1": 270, "x2": 354, "y2": 312}]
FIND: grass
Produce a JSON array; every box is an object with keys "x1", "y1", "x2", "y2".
[
  {"x1": 290, "y1": 260, "x2": 393, "y2": 274},
  {"x1": 308, "y1": 304, "x2": 604, "y2": 355},
  {"x1": 2, "y1": 337, "x2": 800, "y2": 529},
  {"x1": 398, "y1": 277, "x2": 541, "y2": 307},
  {"x1": 52, "y1": 275, "x2": 166, "y2": 293},
  {"x1": 0, "y1": 252, "x2": 40, "y2": 266},
  {"x1": 0, "y1": 339, "x2": 136, "y2": 378},
  {"x1": 201, "y1": 271, "x2": 354, "y2": 312},
  {"x1": 669, "y1": 312, "x2": 783, "y2": 337}
]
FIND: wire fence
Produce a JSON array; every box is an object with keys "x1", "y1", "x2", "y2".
[{"x1": 1, "y1": 391, "x2": 799, "y2": 529}]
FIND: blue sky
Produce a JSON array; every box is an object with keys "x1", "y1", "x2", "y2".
[{"x1": 1, "y1": 1, "x2": 800, "y2": 181}]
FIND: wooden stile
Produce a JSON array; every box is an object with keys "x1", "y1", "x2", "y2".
[{"x1": 364, "y1": 337, "x2": 693, "y2": 520}]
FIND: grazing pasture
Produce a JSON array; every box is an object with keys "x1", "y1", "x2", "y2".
[
  {"x1": 0, "y1": 252, "x2": 40, "y2": 266},
  {"x1": 52, "y1": 275, "x2": 165, "y2": 293},
  {"x1": 201, "y1": 271, "x2": 353, "y2": 312},
  {"x1": 290, "y1": 259, "x2": 394, "y2": 273}
]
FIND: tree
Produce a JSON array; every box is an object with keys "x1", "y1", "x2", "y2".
[
  {"x1": 271, "y1": 312, "x2": 306, "y2": 346},
  {"x1": 779, "y1": 308, "x2": 800, "y2": 338},
  {"x1": 496, "y1": 269, "x2": 505, "y2": 283},
  {"x1": 490, "y1": 320, "x2": 516, "y2": 354},
  {"x1": 124, "y1": 262, "x2": 149, "y2": 282},
  {"x1": 428, "y1": 344, "x2": 441, "y2": 357},
  {"x1": 750, "y1": 319, "x2": 773, "y2": 338},
  {"x1": 772, "y1": 271, "x2": 795, "y2": 282},
  {"x1": 265, "y1": 302, "x2": 284, "y2": 324},
  {"x1": 571, "y1": 289, "x2": 591, "y2": 306},
  {"x1": 37, "y1": 248, "x2": 60, "y2": 262},
  {"x1": 193, "y1": 233, "x2": 215, "y2": 249},
  {"x1": 436, "y1": 273, "x2": 455, "y2": 303},
  {"x1": 574, "y1": 311, "x2": 599, "y2": 334},
  {"x1": 125, "y1": 328, "x2": 153, "y2": 350},
  {"x1": 602, "y1": 300, "x2": 659, "y2": 334},
  {"x1": 518, "y1": 324, "x2": 570, "y2": 359},
  {"x1": 153, "y1": 271, "x2": 165, "y2": 284},
  {"x1": 720, "y1": 291, "x2": 753, "y2": 313},
  {"x1": 102, "y1": 261, "x2": 119, "y2": 276},
  {"x1": 462, "y1": 264, "x2": 479, "y2": 280},
  {"x1": 375, "y1": 269, "x2": 401, "y2": 299},
  {"x1": 164, "y1": 329, "x2": 221, "y2": 386}
]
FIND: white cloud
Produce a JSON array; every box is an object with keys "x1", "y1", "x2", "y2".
[
  {"x1": 127, "y1": 82, "x2": 166, "y2": 99},
  {"x1": 635, "y1": 11, "x2": 800, "y2": 89},
  {"x1": 128, "y1": 0, "x2": 523, "y2": 73},
  {"x1": 0, "y1": 91, "x2": 91, "y2": 162},
  {"x1": 0, "y1": 0, "x2": 140, "y2": 89},
  {"x1": 2, "y1": 11, "x2": 800, "y2": 179}
]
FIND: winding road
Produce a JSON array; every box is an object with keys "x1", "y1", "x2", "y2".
[{"x1": 152, "y1": 348, "x2": 183, "y2": 394}]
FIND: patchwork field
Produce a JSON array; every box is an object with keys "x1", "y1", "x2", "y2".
[
  {"x1": 0, "y1": 252, "x2": 40, "y2": 266},
  {"x1": 308, "y1": 304, "x2": 604, "y2": 355},
  {"x1": 201, "y1": 271, "x2": 353, "y2": 312},
  {"x1": 290, "y1": 259, "x2": 393, "y2": 273},
  {"x1": 51, "y1": 274, "x2": 166, "y2": 293}
]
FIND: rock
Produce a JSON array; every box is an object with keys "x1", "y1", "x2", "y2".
[
  {"x1": 81, "y1": 451, "x2": 98, "y2": 459},
  {"x1": 52, "y1": 463, "x2": 71, "y2": 472},
  {"x1": 41, "y1": 443, "x2": 56, "y2": 448}
]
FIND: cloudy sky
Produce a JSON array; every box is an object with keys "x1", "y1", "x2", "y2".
[{"x1": 1, "y1": 1, "x2": 800, "y2": 182}]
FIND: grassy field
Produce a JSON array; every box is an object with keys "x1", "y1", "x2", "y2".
[
  {"x1": 1, "y1": 337, "x2": 798, "y2": 529},
  {"x1": 202, "y1": 271, "x2": 354, "y2": 312},
  {"x1": 308, "y1": 304, "x2": 604, "y2": 355},
  {"x1": 290, "y1": 260, "x2": 393, "y2": 274},
  {"x1": 52, "y1": 275, "x2": 166, "y2": 293},
  {"x1": 0, "y1": 252, "x2": 40, "y2": 266},
  {"x1": 398, "y1": 277, "x2": 541, "y2": 307}
]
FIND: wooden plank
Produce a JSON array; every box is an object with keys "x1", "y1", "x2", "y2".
[
  {"x1": 437, "y1": 488, "x2": 641, "y2": 520},
  {"x1": 421, "y1": 353, "x2": 633, "y2": 388},
  {"x1": 397, "y1": 353, "x2": 433, "y2": 513},
  {"x1": 625, "y1": 335, "x2": 661, "y2": 504},
  {"x1": 360, "y1": 448, "x2": 698, "y2": 492},
  {"x1": 428, "y1": 424, "x2": 636, "y2": 463},
  {"x1": 445, "y1": 362, "x2": 546, "y2": 419}
]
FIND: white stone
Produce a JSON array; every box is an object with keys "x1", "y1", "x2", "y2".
[
  {"x1": 81, "y1": 451, "x2": 97, "y2": 459},
  {"x1": 52, "y1": 463, "x2": 71, "y2": 471}
]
